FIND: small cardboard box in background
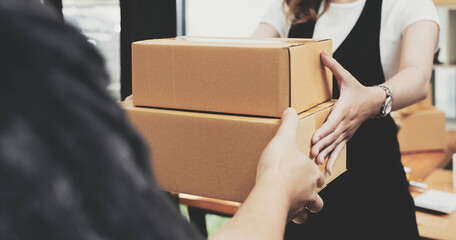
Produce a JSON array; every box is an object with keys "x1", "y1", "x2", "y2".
[
  {"x1": 393, "y1": 107, "x2": 446, "y2": 153},
  {"x1": 122, "y1": 100, "x2": 346, "y2": 203},
  {"x1": 132, "y1": 36, "x2": 332, "y2": 117}
]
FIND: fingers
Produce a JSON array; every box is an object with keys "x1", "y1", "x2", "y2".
[
  {"x1": 258, "y1": 108, "x2": 299, "y2": 167},
  {"x1": 275, "y1": 108, "x2": 299, "y2": 142},
  {"x1": 312, "y1": 101, "x2": 344, "y2": 143},
  {"x1": 313, "y1": 131, "x2": 339, "y2": 163},
  {"x1": 320, "y1": 51, "x2": 350, "y2": 87},
  {"x1": 315, "y1": 132, "x2": 345, "y2": 164},
  {"x1": 306, "y1": 194, "x2": 324, "y2": 214},
  {"x1": 291, "y1": 210, "x2": 309, "y2": 224},
  {"x1": 311, "y1": 104, "x2": 344, "y2": 156},
  {"x1": 316, "y1": 167, "x2": 326, "y2": 188},
  {"x1": 326, "y1": 140, "x2": 346, "y2": 174}
]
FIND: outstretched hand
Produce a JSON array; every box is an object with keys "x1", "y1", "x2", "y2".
[
  {"x1": 257, "y1": 108, "x2": 326, "y2": 224},
  {"x1": 311, "y1": 51, "x2": 384, "y2": 174}
]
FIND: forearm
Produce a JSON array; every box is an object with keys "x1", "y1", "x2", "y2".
[
  {"x1": 363, "y1": 65, "x2": 430, "y2": 118},
  {"x1": 252, "y1": 23, "x2": 280, "y2": 38},
  {"x1": 382, "y1": 66, "x2": 430, "y2": 111},
  {"x1": 363, "y1": 21, "x2": 437, "y2": 117},
  {"x1": 210, "y1": 181, "x2": 290, "y2": 240},
  {"x1": 382, "y1": 20, "x2": 437, "y2": 112},
  {"x1": 310, "y1": 21, "x2": 438, "y2": 165}
]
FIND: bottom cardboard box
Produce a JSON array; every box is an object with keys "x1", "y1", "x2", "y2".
[
  {"x1": 121, "y1": 100, "x2": 346, "y2": 203},
  {"x1": 393, "y1": 107, "x2": 446, "y2": 153}
]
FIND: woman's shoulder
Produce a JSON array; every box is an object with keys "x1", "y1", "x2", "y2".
[
  {"x1": 382, "y1": 0, "x2": 439, "y2": 33},
  {"x1": 382, "y1": 0, "x2": 436, "y2": 9},
  {"x1": 382, "y1": 0, "x2": 437, "y2": 14}
]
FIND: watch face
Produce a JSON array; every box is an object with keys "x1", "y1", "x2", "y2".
[{"x1": 384, "y1": 97, "x2": 393, "y2": 115}]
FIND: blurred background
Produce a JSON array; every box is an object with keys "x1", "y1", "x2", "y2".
[
  {"x1": 52, "y1": 0, "x2": 455, "y2": 130},
  {"x1": 41, "y1": 0, "x2": 456, "y2": 238},
  {"x1": 62, "y1": 0, "x2": 121, "y2": 100}
]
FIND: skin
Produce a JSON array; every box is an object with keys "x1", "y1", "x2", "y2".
[
  {"x1": 211, "y1": 108, "x2": 326, "y2": 240},
  {"x1": 312, "y1": 20, "x2": 439, "y2": 174},
  {"x1": 125, "y1": 89, "x2": 326, "y2": 238},
  {"x1": 125, "y1": 2, "x2": 438, "y2": 239},
  {"x1": 253, "y1": 10, "x2": 439, "y2": 175}
]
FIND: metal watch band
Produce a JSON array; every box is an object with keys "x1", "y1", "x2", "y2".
[
  {"x1": 378, "y1": 84, "x2": 392, "y2": 98},
  {"x1": 376, "y1": 84, "x2": 393, "y2": 118}
]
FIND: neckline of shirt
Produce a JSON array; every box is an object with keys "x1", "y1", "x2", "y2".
[{"x1": 324, "y1": 0, "x2": 366, "y2": 9}]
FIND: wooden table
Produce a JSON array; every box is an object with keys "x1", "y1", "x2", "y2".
[
  {"x1": 179, "y1": 131, "x2": 456, "y2": 237},
  {"x1": 402, "y1": 131, "x2": 456, "y2": 181},
  {"x1": 433, "y1": 0, "x2": 456, "y2": 6},
  {"x1": 402, "y1": 151, "x2": 448, "y2": 181},
  {"x1": 411, "y1": 169, "x2": 456, "y2": 240},
  {"x1": 179, "y1": 193, "x2": 240, "y2": 216}
]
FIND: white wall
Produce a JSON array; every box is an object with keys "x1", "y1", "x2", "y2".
[{"x1": 186, "y1": 0, "x2": 276, "y2": 37}]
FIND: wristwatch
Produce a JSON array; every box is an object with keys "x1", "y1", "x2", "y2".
[{"x1": 376, "y1": 84, "x2": 394, "y2": 118}]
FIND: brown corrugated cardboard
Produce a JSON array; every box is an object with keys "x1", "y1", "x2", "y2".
[
  {"x1": 121, "y1": 100, "x2": 346, "y2": 203},
  {"x1": 132, "y1": 36, "x2": 332, "y2": 117},
  {"x1": 393, "y1": 107, "x2": 446, "y2": 153}
]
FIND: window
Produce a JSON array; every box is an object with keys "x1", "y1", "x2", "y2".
[
  {"x1": 63, "y1": 0, "x2": 121, "y2": 101},
  {"x1": 185, "y1": 0, "x2": 275, "y2": 37}
]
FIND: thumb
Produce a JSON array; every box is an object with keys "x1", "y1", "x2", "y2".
[
  {"x1": 274, "y1": 108, "x2": 299, "y2": 143},
  {"x1": 257, "y1": 108, "x2": 299, "y2": 169},
  {"x1": 321, "y1": 51, "x2": 351, "y2": 89}
]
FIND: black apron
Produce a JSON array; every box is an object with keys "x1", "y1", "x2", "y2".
[{"x1": 286, "y1": 1, "x2": 419, "y2": 239}]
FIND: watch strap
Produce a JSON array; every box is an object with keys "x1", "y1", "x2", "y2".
[{"x1": 376, "y1": 84, "x2": 393, "y2": 118}]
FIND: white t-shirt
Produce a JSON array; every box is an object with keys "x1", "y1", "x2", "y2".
[{"x1": 261, "y1": 0, "x2": 440, "y2": 80}]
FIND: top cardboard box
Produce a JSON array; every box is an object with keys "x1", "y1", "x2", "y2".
[{"x1": 132, "y1": 36, "x2": 333, "y2": 117}]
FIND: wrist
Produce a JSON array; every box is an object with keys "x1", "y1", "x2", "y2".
[
  {"x1": 366, "y1": 86, "x2": 387, "y2": 118},
  {"x1": 255, "y1": 175, "x2": 293, "y2": 208}
]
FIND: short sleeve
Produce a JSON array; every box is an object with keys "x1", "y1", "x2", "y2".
[
  {"x1": 400, "y1": 0, "x2": 440, "y2": 33},
  {"x1": 260, "y1": 0, "x2": 291, "y2": 38}
]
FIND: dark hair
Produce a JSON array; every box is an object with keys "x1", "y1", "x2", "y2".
[
  {"x1": 0, "y1": 0, "x2": 201, "y2": 239},
  {"x1": 283, "y1": 0, "x2": 329, "y2": 24}
]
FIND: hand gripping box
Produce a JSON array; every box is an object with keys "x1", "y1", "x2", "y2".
[
  {"x1": 122, "y1": 100, "x2": 346, "y2": 203},
  {"x1": 132, "y1": 36, "x2": 332, "y2": 117}
]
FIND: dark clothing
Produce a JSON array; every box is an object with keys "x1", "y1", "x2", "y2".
[
  {"x1": 120, "y1": 0, "x2": 177, "y2": 100},
  {"x1": 0, "y1": 0, "x2": 202, "y2": 239},
  {"x1": 286, "y1": 0, "x2": 419, "y2": 239}
]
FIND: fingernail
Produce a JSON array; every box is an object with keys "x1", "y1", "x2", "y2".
[
  {"x1": 283, "y1": 108, "x2": 296, "y2": 118},
  {"x1": 323, "y1": 50, "x2": 329, "y2": 57},
  {"x1": 287, "y1": 108, "x2": 297, "y2": 114}
]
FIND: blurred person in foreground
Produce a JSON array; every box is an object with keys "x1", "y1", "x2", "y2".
[{"x1": 0, "y1": 0, "x2": 326, "y2": 239}]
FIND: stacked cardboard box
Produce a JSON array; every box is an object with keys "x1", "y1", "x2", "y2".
[
  {"x1": 392, "y1": 84, "x2": 446, "y2": 153},
  {"x1": 123, "y1": 36, "x2": 347, "y2": 202}
]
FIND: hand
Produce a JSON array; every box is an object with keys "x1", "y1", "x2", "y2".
[
  {"x1": 256, "y1": 108, "x2": 326, "y2": 224},
  {"x1": 125, "y1": 95, "x2": 133, "y2": 101},
  {"x1": 311, "y1": 51, "x2": 385, "y2": 174}
]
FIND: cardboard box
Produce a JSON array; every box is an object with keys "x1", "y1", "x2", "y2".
[
  {"x1": 393, "y1": 107, "x2": 446, "y2": 153},
  {"x1": 132, "y1": 36, "x2": 333, "y2": 117},
  {"x1": 121, "y1": 100, "x2": 346, "y2": 203}
]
